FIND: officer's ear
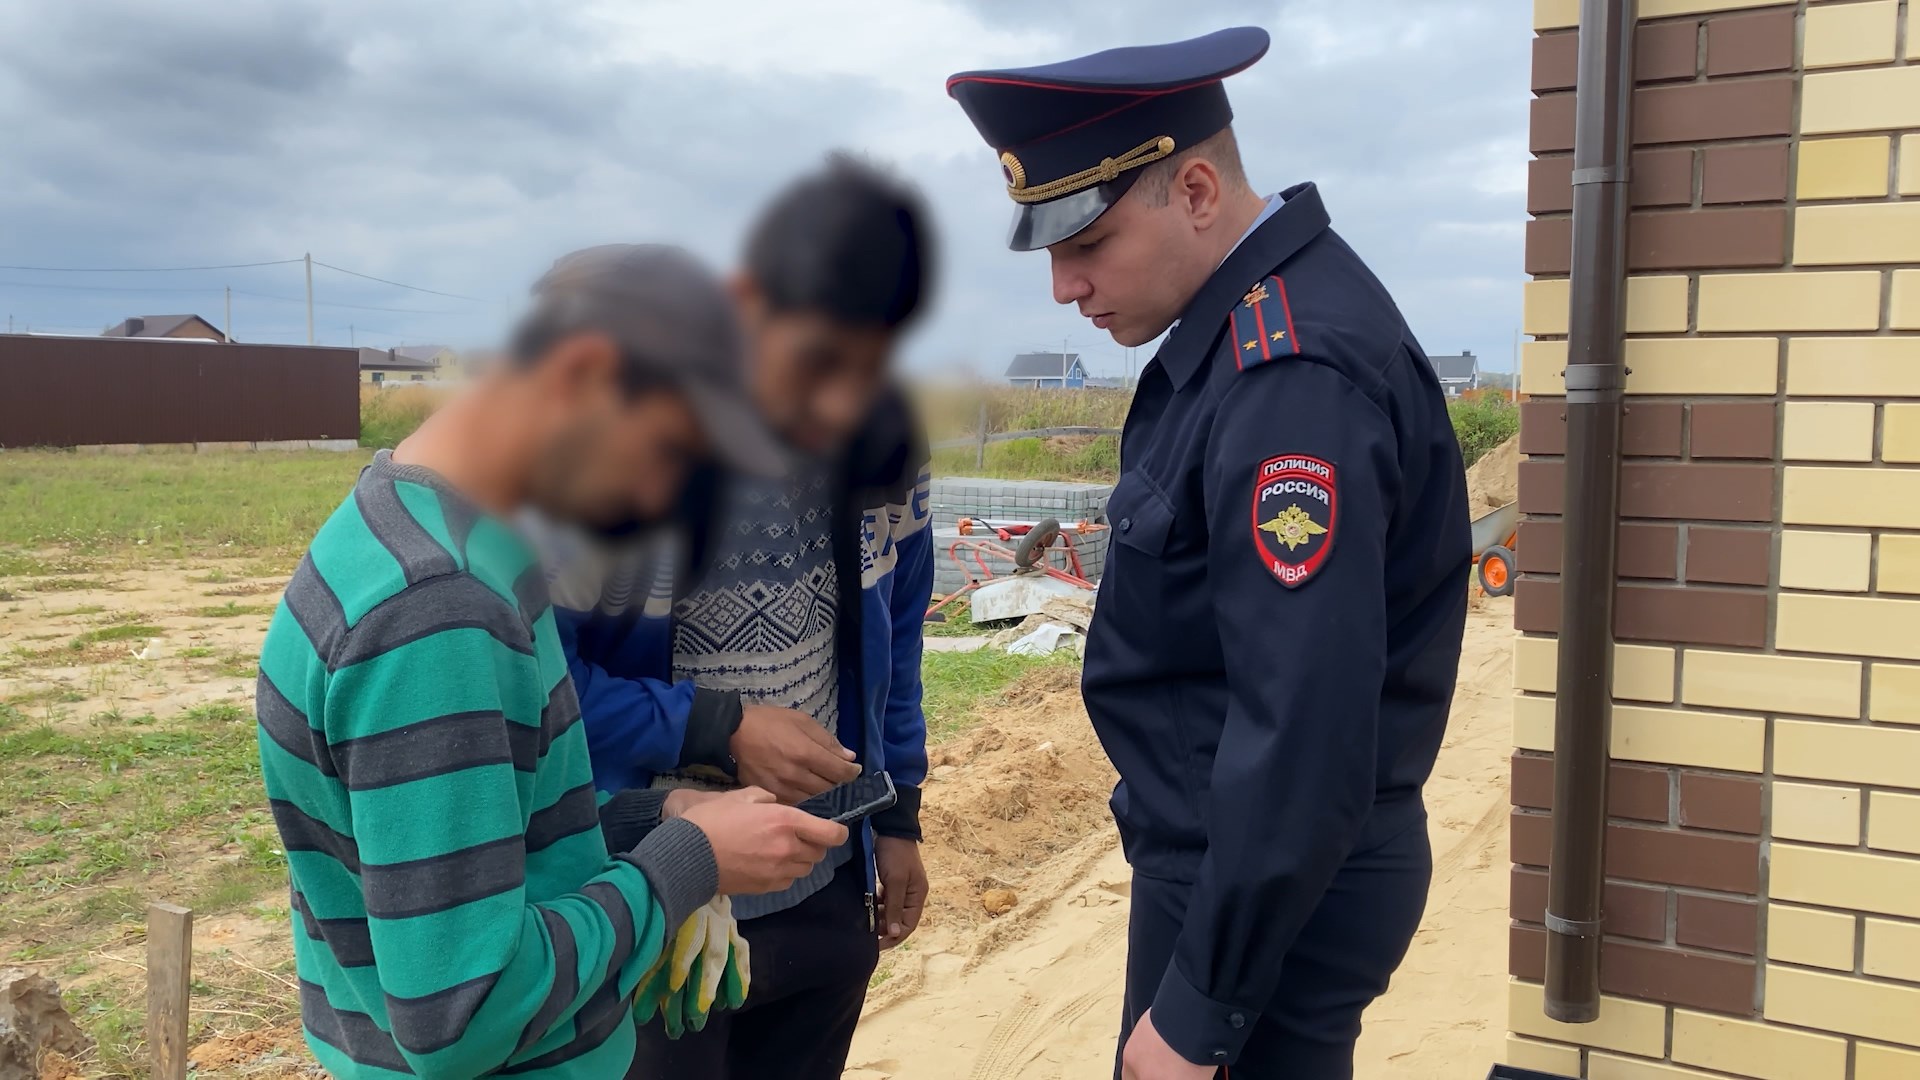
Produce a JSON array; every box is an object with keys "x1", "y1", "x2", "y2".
[{"x1": 1171, "y1": 155, "x2": 1228, "y2": 231}]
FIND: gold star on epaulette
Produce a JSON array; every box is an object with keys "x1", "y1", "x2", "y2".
[
  {"x1": 1243, "y1": 339, "x2": 1258, "y2": 351},
  {"x1": 1242, "y1": 282, "x2": 1271, "y2": 307},
  {"x1": 1271, "y1": 330, "x2": 1286, "y2": 342}
]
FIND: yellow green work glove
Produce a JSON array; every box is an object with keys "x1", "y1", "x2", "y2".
[{"x1": 634, "y1": 897, "x2": 751, "y2": 1037}]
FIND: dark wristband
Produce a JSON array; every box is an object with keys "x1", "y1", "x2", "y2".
[
  {"x1": 678, "y1": 687, "x2": 743, "y2": 775},
  {"x1": 872, "y1": 782, "x2": 923, "y2": 841}
]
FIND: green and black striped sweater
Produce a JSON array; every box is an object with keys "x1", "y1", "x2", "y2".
[{"x1": 256, "y1": 451, "x2": 716, "y2": 1078}]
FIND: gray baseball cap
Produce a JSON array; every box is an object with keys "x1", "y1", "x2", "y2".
[{"x1": 528, "y1": 243, "x2": 785, "y2": 477}]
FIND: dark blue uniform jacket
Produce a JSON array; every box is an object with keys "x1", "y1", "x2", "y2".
[{"x1": 1082, "y1": 182, "x2": 1470, "y2": 1063}]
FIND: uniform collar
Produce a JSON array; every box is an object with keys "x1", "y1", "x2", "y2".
[{"x1": 1158, "y1": 182, "x2": 1330, "y2": 391}]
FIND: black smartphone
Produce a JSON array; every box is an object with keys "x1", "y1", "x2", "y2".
[{"x1": 797, "y1": 772, "x2": 897, "y2": 825}]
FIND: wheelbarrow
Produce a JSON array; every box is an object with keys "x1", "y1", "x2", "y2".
[{"x1": 1472, "y1": 500, "x2": 1520, "y2": 597}]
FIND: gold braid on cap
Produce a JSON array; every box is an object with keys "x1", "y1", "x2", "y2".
[{"x1": 1006, "y1": 135, "x2": 1177, "y2": 204}]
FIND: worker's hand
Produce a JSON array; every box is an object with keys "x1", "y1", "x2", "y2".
[
  {"x1": 662, "y1": 788, "x2": 724, "y2": 820},
  {"x1": 675, "y1": 787, "x2": 848, "y2": 896},
  {"x1": 1120, "y1": 1011, "x2": 1216, "y2": 1080},
  {"x1": 874, "y1": 836, "x2": 928, "y2": 950},
  {"x1": 729, "y1": 705, "x2": 860, "y2": 804}
]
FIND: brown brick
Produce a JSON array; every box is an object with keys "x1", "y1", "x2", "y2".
[
  {"x1": 1601, "y1": 938, "x2": 1758, "y2": 1015},
  {"x1": 1622, "y1": 462, "x2": 1776, "y2": 522},
  {"x1": 1633, "y1": 78, "x2": 1794, "y2": 146},
  {"x1": 1608, "y1": 822, "x2": 1760, "y2": 893},
  {"x1": 1529, "y1": 149, "x2": 1693, "y2": 215},
  {"x1": 1526, "y1": 217, "x2": 1573, "y2": 276},
  {"x1": 1520, "y1": 401, "x2": 1684, "y2": 457},
  {"x1": 1690, "y1": 402, "x2": 1778, "y2": 460},
  {"x1": 1703, "y1": 142, "x2": 1791, "y2": 205},
  {"x1": 1514, "y1": 520, "x2": 1680, "y2": 580},
  {"x1": 1677, "y1": 893, "x2": 1759, "y2": 956},
  {"x1": 1637, "y1": 20, "x2": 1703, "y2": 83},
  {"x1": 1705, "y1": 8, "x2": 1796, "y2": 77},
  {"x1": 1511, "y1": 923, "x2": 1548, "y2": 980},
  {"x1": 1512, "y1": 809, "x2": 1553, "y2": 867},
  {"x1": 1518, "y1": 459, "x2": 1564, "y2": 515},
  {"x1": 1629, "y1": 207, "x2": 1788, "y2": 270},
  {"x1": 1511, "y1": 753, "x2": 1672, "y2": 823},
  {"x1": 1514, "y1": 579, "x2": 1769, "y2": 648},
  {"x1": 1532, "y1": 94, "x2": 1577, "y2": 154},
  {"x1": 1511, "y1": 867, "x2": 1669, "y2": 941},
  {"x1": 1679, "y1": 772, "x2": 1764, "y2": 834},
  {"x1": 1532, "y1": 32, "x2": 1579, "y2": 93},
  {"x1": 1685, "y1": 527, "x2": 1772, "y2": 587}
]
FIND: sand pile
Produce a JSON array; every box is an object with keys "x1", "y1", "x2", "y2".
[{"x1": 1465, "y1": 435, "x2": 1519, "y2": 511}]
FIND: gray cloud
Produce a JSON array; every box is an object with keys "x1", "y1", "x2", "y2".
[{"x1": 0, "y1": 0, "x2": 1528, "y2": 373}]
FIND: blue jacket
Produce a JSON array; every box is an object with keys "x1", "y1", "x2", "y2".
[{"x1": 548, "y1": 392, "x2": 934, "y2": 850}]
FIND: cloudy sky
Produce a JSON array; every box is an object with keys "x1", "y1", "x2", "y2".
[{"x1": 0, "y1": 0, "x2": 1530, "y2": 379}]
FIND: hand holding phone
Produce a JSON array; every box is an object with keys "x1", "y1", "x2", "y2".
[{"x1": 796, "y1": 772, "x2": 898, "y2": 825}]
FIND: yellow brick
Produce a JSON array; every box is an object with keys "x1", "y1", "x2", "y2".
[
  {"x1": 1780, "y1": 530, "x2": 1873, "y2": 593},
  {"x1": 1869, "y1": 791, "x2": 1920, "y2": 855},
  {"x1": 1901, "y1": 135, "x2": 1920, "y2": 197},
  {"x1": 1772, "y1": 844, "x2": 1920, "y2": 918},
  {"x1": 1879, "y1": 535, "x2": 1920, "y2": 594},
  {"x1": 1512, "y1": 635, "x2": 1675, "y2": 702},
  {"x1": 1613, "y1": 705, "x2": 1764, "y2": 772},
  {"x1": 1766, "y1": 903, "x2": 1857, "y2": 971},
  {"x1": 1627, "y1": 275, "x2": 1690, "y2": 334},
  {"x1": 1894, "y1": 270, "x2": 1920, "y2": 331},
  {"x1": 1504, "y1": 1035, "x2": 1582, "y2": 1076},
  {"x1": 1514, "y1": 693, "x2": 1554, "y2": 752},
  {"x1": 1776, "y1": 718, "x2": 1920, "y2": 788},
  {"x1": 1796, "y1": 204, "x2": 1920, "y2": 267},
  {"x1": 1764, "y1": 964, "x2": 1920, "y2": 1047},
  {"x1": 1784, "y1": 401, "x2": 1875, "y2": 461},
  {"x1": 1864, "y1": 917, "x2": 1920, "y2": 983},
  {"x1": 1507, "y1": 979, "x2": 1667, "y2": 1058},
  {"x1": 1885, "y1": 406, "x2": 1920, "y2": 465},
  {"x1": 1802, "y1": 67, "x2": 1920, "y2": 135},
  {"x1": 1671, "y1": 1009, "x2": 1848, "y2": 1080},
  {"x1": 1681, "y1": 650, "x2": 1862, "y2": 718},
  {"x1": 1786, "y1": 337, "x2": 1920, "y2": 397},
  {"x1": 1858, "y1": 1041, "x2": 1920, "y2": 1079},
  {"x1": 1871, "y1": 663, "x2": 1920, "y2": 726},
  {"x1": 1802, "y1": 0, "x2": 1900, "y2": 69},
  {"x1": 1778, "y1": 594, "x2": 1920, "y2": 660},
  {"x1": 1628, "y1": 337, "x2": 1777, "y2": 395},
  {"x1": 1785, "y1": 468, "x2": 1920, "y2": 529},
  {"x1": 1639, "y1": 0, "x2": 1793, "y2": 15},
  {"x1": 1524, "y1": 279, "x2": 1569, "y2": 337},
  {"x1": 1521, "y1": 340, "x2": 1567, "y2": 395},
  {"x1": 1772, "y1": 782, "x2": 1863, "y2": 844},
  {"x1": 1797, "y1": 136, "x2": 1891, "y2": 199},
  {"x1": 1698, "y1": 272, "x2": 1882, "y2": 332},
  {"x1": 1533, "y1": 0, "x2": 1579, "y2": 30},
  {"x1": 1588, "y1": 1053, "x2": 1719, "y2": 1080}
]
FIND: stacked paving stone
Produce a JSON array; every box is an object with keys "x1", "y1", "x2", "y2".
[{"x1": 926, "y1": 477, "x2": 1114, "y2": 599}]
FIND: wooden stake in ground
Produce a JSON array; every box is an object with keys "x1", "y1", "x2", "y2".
[{"x1": 146, "y1": 903, "x2": 193, "y2": 1080}]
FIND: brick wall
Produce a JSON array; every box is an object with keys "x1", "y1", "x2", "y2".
[{"x1": 1509, "y1": 1, "x2": 1920, "y2": 1077}]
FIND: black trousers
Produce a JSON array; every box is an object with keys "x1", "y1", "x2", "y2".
[
  {"x1": 628, "y1": 863, "x2": 879, "y2": 1080},
  {"x1": 1116, "y1": 815, "x2": 1431, "y2": 1079}
]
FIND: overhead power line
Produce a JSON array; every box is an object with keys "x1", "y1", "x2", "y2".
[
  {"x1": 0, "y1": 259, "x2": 303, "y2": 273},
  {"x1": 312, "y1": 260, "x2": 487, "y2": 303}
]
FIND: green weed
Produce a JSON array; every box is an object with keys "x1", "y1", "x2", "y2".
[{"x1": 920, "y1": 649, "x2": 1079, "y2": 741}]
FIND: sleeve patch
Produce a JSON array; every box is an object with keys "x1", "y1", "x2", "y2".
[
  {"x1": 1251, "y1": 455, "x2": 1336, "y2": 588},
  {"x1": 1231, "y1": 275, "x2": 1301, "y2": 371}
]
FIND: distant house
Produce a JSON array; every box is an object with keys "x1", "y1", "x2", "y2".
[
  {"x1": 101, "y1": 314, "x2": 225, "y2": 342},
  {"x1": 391, "y1": 344, "x2": 460, "y2": 376},
  {"x1": 1430, "y1": 351, "x2": 1480, "y2": 397},
  {"x1": 358, "y1": 347, "x2": 438, "y2": 385},
  {"x1": 1006, "y1": 351, "x2": 1087, "y2": 389}
]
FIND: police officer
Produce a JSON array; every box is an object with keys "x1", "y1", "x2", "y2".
[{"x1": 947, "y1": 27, "x2": 1471, "y2": 1080}]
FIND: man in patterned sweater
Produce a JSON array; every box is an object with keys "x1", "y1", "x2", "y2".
[
  {"x1": 541, "y1": 157, "x2": 936, "y2": 1079},
  {"x1": 255, "y1": 245, "x2": 850, "y2": 1079}
]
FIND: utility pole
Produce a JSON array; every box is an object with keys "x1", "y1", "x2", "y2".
[
  {"x1": 1062, "y1": 335, "x2": 1070, "y2": 388},
  {"x1": 304, "y1": 252, "x2": 315, "y2": 345},
  {"x1": 224, "y1": 287, "x2": 232, "y2": 342},
  {"x1": 1511, "y1": 326, "x2": 1521, "y2": 403},
  {"x1": 350, "y1": 325, "x2": 356, "y2": 347}
]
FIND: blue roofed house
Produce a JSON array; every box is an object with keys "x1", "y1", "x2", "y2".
[
  {"x1": 1429, "y1": 350, "x2": 1480, "y2": 397},
  {"x1": 1006, "y1": 351, "x2": 1087, "y2": 389}
]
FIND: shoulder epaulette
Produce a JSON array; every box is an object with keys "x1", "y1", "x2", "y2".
[{"x1": 1228, "y1": 274, "x2": 1301, "y2": 371}]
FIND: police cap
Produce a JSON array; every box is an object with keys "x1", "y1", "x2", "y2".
[{"x1": 947, "y1": 27, "x2": 1270, "y2": 252}]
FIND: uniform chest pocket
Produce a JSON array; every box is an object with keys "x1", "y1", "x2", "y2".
[{"x1": 1105, "y1": 471, "x2": 1176, "y2": 557}]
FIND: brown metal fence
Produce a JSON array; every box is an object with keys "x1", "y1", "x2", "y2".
[{"x1": 0, "y1": 335, "x2": 359, "y2": 448}]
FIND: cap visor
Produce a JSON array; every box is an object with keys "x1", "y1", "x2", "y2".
[{"x1": 685, "y1": 382, "x2": 788, "y2": 478}]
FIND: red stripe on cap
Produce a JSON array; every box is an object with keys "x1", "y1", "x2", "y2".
[
  {"x1": 946, "y1": 73, "x2": 1230, "y2": 96},
  {"x1": 1273, "y1": 276, "x2": 1300, "y2": 354}
]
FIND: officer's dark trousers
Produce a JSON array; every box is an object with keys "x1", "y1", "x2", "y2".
[
  {"x1": 627, "y1": 864, "x2": 878, "y2": 1080},
  {"x1": 1116, "y1": 813, "x2": 1432, "y2": 1079}
]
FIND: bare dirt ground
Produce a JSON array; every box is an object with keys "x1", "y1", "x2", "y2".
[{"x1": 846, "y1": 599, "x2": 1515, "y2": 1080}]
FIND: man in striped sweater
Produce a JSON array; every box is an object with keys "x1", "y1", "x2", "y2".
[{"x1": 255, "y1": 244, "x2": 847, "y2": 1079}]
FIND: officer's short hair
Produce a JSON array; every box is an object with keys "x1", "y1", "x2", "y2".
[
  {"x1": 1132, "y1": 127, "x2": 1250, "y2": 207},
  {"x1": 745, "y1": 154, "x2": 935, "y2": 331}
]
